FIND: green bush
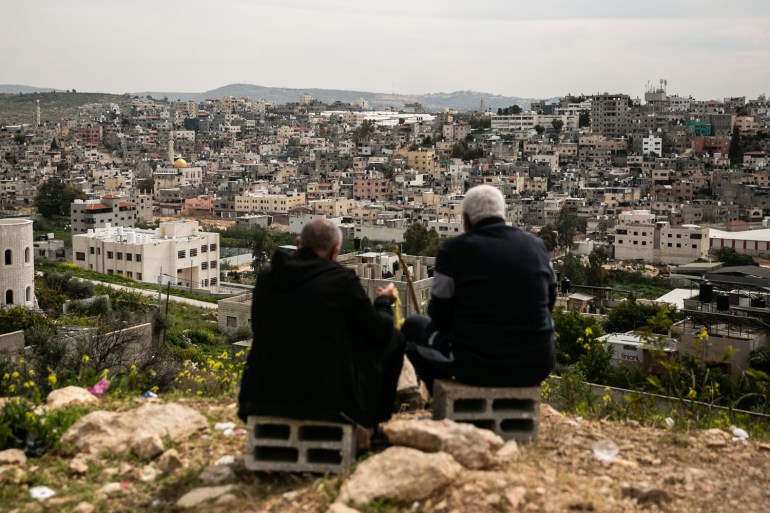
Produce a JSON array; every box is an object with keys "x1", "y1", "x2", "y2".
[{"x1": 0, "y1": 399, "x2": 92, "y2": 454}]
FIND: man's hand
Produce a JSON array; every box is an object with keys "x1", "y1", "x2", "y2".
[{"x1": 375, "y1": 282, "x2": 397, "y2": 305}]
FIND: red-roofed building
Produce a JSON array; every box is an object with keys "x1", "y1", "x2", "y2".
[{"x1": 70, "y1": 194, "x2": 138, "y2": 234}]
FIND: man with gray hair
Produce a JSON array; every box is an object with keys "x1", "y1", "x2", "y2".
[
  {"x1": 238, "y1": 219, "x2": 404, "y2": 431},
  {"x1": 402, "y1": 185, "x2": 556, "y2": 390}
]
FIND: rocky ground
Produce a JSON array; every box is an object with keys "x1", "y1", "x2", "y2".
[{"x1": 1, "y1": 389, "x2": 770, "y2": 513}]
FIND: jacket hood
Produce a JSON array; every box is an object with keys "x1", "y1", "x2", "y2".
[{"x1": 263, "y1": 248, "x2": 331, "y2": 291}]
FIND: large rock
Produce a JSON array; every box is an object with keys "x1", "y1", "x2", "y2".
[
  {"x1": 0, "y1": 449, "x2": 26, "y2": 466},
  {"x1": 176, "y1": 485, "x2": 236, "y2": 509},
  {"x1": 47, "y1": 386, "x2": 99, "y2": 409},
  {"x1": 382, "y1": 418, "x2": 504, "y2": 469},
  {"x1": 60, "y1": 402, "x2": 208, "y2": 455},
  {"x1": 131, "y1": 434, "x2": 165, "y2": 460},
  {"x1": 338, "y1": 446, "x2": 463, "y2": 505}
]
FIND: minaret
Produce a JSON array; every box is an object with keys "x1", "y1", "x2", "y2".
[
  {"x1": 168, "y1": 134, "x2": 174, "y2": 163},
  {"x1": 35, "y1": 100, "x2": 41, "y2": 126}
]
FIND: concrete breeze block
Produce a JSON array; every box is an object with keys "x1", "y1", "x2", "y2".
[
  {"x1": 244, "y1": 416, "x2": 355, "y2": 474},
  {"x1": 432, "y1": 379, "x2": 541, "y2": 441}
]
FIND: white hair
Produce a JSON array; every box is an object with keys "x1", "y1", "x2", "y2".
[{"x1": 462, "y1": 185, "x2": 506, "y2": 225}]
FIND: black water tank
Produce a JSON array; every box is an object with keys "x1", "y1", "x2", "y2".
[
  {"x1": 752, "y1": 297, "x2": 767, "y2": 308},
  {"x1": 353, "y1": 237, "x2": 361, "y2": 250},
  {"x1": 699, "y1": 282, "x2": 713, "y2": 303},
  {"x1": 716, "y1": 294, "x2": 729, "y2": 311},
  {"x1": 561, "y1": 278, "x2": 571, "y2": 295}
]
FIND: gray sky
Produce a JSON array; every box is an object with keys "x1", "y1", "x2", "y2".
[{"x1": 2, "y1": 0, "x2": 769, "y2": 100}]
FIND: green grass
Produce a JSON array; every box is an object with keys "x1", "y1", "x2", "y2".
[{"x1": 36, "y1": 263, "x2": 220, "y2": 304}]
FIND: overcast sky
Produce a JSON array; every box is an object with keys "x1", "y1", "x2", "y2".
[{"x1": 2, "y1": 0, "x2": 769, "y2": 100}]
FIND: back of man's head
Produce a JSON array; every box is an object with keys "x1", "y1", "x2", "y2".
[
  {"x1": 462, "y1": 185, "x2": 506, "y2": 226},
  {"x1": 299, "y1": 219, "x2": 342, "y2": 259}
]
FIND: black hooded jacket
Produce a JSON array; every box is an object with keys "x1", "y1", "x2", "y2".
[{"x1": 237, "y1": 248, "x2": 396, "y2": 427}]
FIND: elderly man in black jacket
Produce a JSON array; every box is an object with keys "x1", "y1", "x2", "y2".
[
  {"x1": 238, "y1": 219, "x2": 403, "y2": 430},
  {"x1": 402, "y1": 184, "x2": 556, "y2": 391}
]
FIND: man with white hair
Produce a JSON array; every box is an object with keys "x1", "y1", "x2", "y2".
[
  {"x1": 238, "y1": 219, "x2": 404, "y2": 431},
  {"x1": 402, "y1": 185, "x2": 556, "y2": 391}
]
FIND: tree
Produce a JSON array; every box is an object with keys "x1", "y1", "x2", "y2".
[
  {"x1": 534, "y1": 125, "x2": 545, "y2": 136},
  {"x1": 538, "y1": 224, "x2": 558, "y2": 252},
  {"x1": 553, "y1": 307, "x2": 602, "y2": 364},
  {"x1": 729, "y1": 127, "x2": 743, "y2": 166},
  {"x1": 250, "y1": 226, "x2": 278, "y2": 272},
  {"x1": 714, "y1": 246, "x2": 757, "y2": 266},
  {"x1": 554, "y1": 206, "x2": 578, "y2": 250},
  {"x1": 585, "y1": 247, "x2": 609, "y2": 287},
  {"x1": 353, "y1": 119, "x2": 376, "y2": 144},
  {"x1": 136, "y1": 177, "x2": 154, "y2": 193},
  {"x1": 557, "y1": 253, "x2": 585, "y2": 284},
  {"x1": 402, "y1": 223, "x2": 430, "y2": 255},
  {"x1": 603, "y1": 298, "x2": 669, "y2": 334},
  {"x1": 551, "y1": 119, "x2": 564, "y2": 134},
  {"x1": 35, "y1": 179, "x2": 86, "y2": 219}
]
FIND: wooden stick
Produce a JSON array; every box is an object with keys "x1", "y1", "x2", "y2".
[{"x1": 395, "y1": 246, "x2": 421, "y2": 315}]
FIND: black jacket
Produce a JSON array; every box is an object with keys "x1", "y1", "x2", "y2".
[
  {"x1": 237, "y1": 248, "x2": 396, "y2": 426},
  {"x1": 428, "y1": 217, "x2": 556, "y2": 385}
]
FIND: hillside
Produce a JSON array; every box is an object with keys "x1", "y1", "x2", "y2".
[
  {"x1": 0, "y1": 92, "x2": 133, "y2": 126},
  {"x1": 1, "y1": 393, "x2": 769, "y2": 513}
]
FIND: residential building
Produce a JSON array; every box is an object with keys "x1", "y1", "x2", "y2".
[
  {"x1": 72, "y1": 221, "x2": 221, "y2": 292},
  {"x1": 71, "y1": 194, "x2": 138, "y2": 234},
  {"x1": 0, "y1": 219, "x2": 35, "y2": 308}
]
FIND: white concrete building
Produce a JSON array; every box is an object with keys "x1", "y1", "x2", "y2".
[
  {"x1": 0, "y1": 219, "x2": 35, "y2": 308},
  {"x1": 642, "y1": 133, "x2": 663, "y2": 156},
  {"x1": 72, "y1": 221, "x2": 220, "y2": 293},
  {"x1": 614, "y1": 210, "x2": 709, "y2": 264}
]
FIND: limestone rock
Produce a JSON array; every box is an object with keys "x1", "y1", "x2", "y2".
[
  {"x1": 494, "y1": 440, "x2": 519, "y2": 464},
  {"x1": 131, "y1": 434, "x2": 165, "y2": 460},
  {"x1": 158, "y1": 449, "x2": 184, "y2": 474},
  {"x1": 60, "y1": 402, "x2": 207, "y2": 456},
  {"x1": 68, "y1": 455, "x2": 89, "y2": 475},
  {"x1": 327, "y1": 503, "x2": 361, "y2": 513},
  {"x1": 199, "y1": 464, "x2": 236, "y2": 484},
  {"x1": 382, "y1": 418, "x2": 504, "y2": 469},
  {"x1": 72, "y1": 502, "x2": 95, "y2": 513},
  {"x1": 0, "y1": 449, "x2": 26, "y2": 466},
  {"x1": 397, "y1": 357, "x2": 419, "y2": 391},
  {"x1": 46, "y1": 386, "x2": 99, "y2": 409},
  {"x1": 338, "y1": 446, "x2": 463, "y2": 505},
  {"x1": 96, "y1": 482, "x2": 130, "y2": 496},
  {"x1": 176, "y1": 485, "x2": 235, "y2": 509}
]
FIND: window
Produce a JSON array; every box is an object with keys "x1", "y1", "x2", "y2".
[
  {"x1": 137, "y1": 273, "x2": 142, "y2": 280},
  {"x1": 201, "y1": 244, "x2": 208, "y2": 253},
  {"x1": 5, "y1": 290, "x2": 12, "y2": 305},
  {"x1": 4, "y1": 250, "x2": 11, "y2": 265},
  {"x1": 24, "y1": 247, "x2": 30, "y2": 263},
  {"x1": 25, "y1": 286, "x2": 31, "y2": 302},
  {"x1": 127, "y1": 271, "x2": 133, "y2": 278},
  {"x1": 227, "y1": 316, "x2": 237, "y2": 327},
  {"x1": 97, "y1": 247, "x2": 101, "y2": 255},
  {"x1": 107, "y1": 251, "x2": 114, "y2": 259},
  {"x1": 90, "y1": 247, "x2": 95, "y2": 255},
  {"x1": 210, "y1": 277, "x2": 217, "y2": 285},
  {"x1": 201, "y1": 261, "x2": 208, "y2": 270},
  {"x1": 107, "y1": 269, "x2": 114, "y2": 275},
  {"x1": 210, "y1": 243, "x2": 217, "y2": 251},
  {"x1": 127, "y1": 253, "x2": 132, "y2": 261},
  {"x1": 76, "y1": 252, "x2": 86, "y2": 261},
  {"x1": 210, "y1": 260, "x2": 217, "y2": 268},
  {"x1": 117, "y1": 252, "x2": 123, "y2": 260},
  {"x1": 190, "y1": 248, "x2": 198, "y2": 257},
  {"x1": 178, "y1": 250, "x2": 186, "y2": 259},
  {"x1": 136, "y1": 254, "x2": 142, "y2": 262}
]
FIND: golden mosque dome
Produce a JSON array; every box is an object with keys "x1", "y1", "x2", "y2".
[{"x1": 173, "y1": 157, "x2": 188, "y2": 169}]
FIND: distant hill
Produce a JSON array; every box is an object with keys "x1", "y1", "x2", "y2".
[
  {"x1": 0, "y1": 91, "x2": 132, "y2": 126},
  {"x1": 0, "y1": 84, "x2": 64, "y2": 94},
  {"x1": 2, "y1": 83, "x2": 556, "y2": 113},
  {"x1": 132, "y1": 83, "x2": 549, "y2": 112}
]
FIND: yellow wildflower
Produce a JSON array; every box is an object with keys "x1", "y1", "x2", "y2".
[
  {"x1": 11, "y1": 371, "x2": 20, "y2": 379},
  {"x1": 2, "y1": 373, "x2": 8, "y2": 380},
  {"x1": 584, "y1": 327, "x2": 593, "y2": 337},
  {"x1": 48, "y1": 374, "x2": 57, "y2": 387},
  {"x1": 28, "y1": 369, "x2": 35, "y2": 377},
  {"x1": 687, "y1": 388, "x2": 697, "y2": 399},
  {"x1": 82, "y1": 355, "x2": 90, "y2": 363},
  {"x1": 9, "y1": 384, "x2": 16, "y2": 393}
]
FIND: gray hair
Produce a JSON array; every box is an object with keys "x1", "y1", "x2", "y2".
[
  {"x1": 462, "y1": 185, "x2": 506, "y2": 225},
  {"x1": 300, "y1": 219, "x2": 342, "y2": 253}
]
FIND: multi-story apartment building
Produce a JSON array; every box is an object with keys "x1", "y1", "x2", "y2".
[
  {"x1": 614, "y1": 210, "x2": 708, "y2": 264},
  {"x1": 72, "y1": 221, "x2": 221, "y2": 292},
  {"x1": 590, "y1": 93, "x2": 630, "y2": 139},
  {"x1": 233, "y1": 192, "x2": 306, "y2": 214},
  {"x1": 353, "y1": 178, "x2": 394, "y2": 201},
  {"x1": 71, "y1": 194, "x2": 138, "y2": 234}
]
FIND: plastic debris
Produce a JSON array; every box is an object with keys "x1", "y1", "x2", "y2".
[
  {"x1": 592, "y1": 439, "x2": 620, "y2": 463},
  {"x1": 664, "y1": 417, "x2": 675, "y2": 428},
  {"x1": 215, "y1": 455, "x2": 236, "y2": 466},
  {"x1": 88, "y1": 377, "x2": 110, "y2": 396},
  {"x1": 731, "y1": 427, "x2": 749, "y2": 441},
  {"x1": 142, "y1": 391, "x2": 158, "y2": 399},
  {"x1": 223, "y1": 428, "x2": 246, "y2": 436},
  {"x1": 29, "y1": 486, "x2": 56, "y2": 501},
  {"x1": 214, "y1": 422, "x2": 236, "y2": 431}
]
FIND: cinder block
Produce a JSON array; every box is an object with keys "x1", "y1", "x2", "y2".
[
  {"x1": 244, "y1": 416, "x2": 355, "y2": 474},
  {"x1": 432, "y1": 379, "x2": 541, "y2": 441}
]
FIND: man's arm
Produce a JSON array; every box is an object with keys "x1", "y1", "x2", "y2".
[
  {"x1": 427, "y1": 245, "x2": 455, "y2": 331},
  {"x1": 345, "y1": 272, "x2": 395, "y2": 351}
]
